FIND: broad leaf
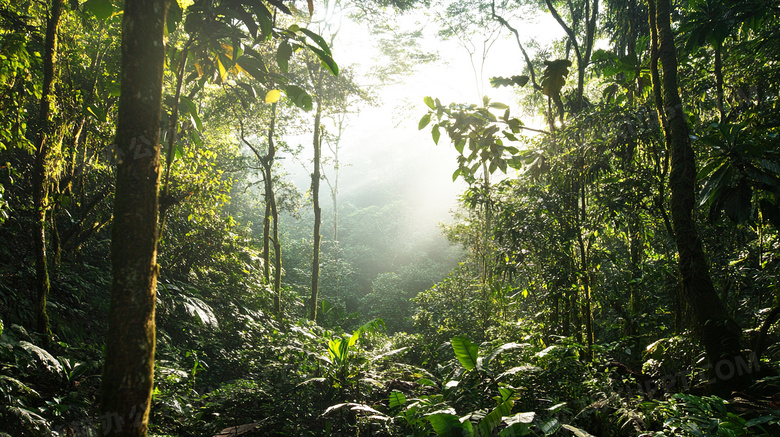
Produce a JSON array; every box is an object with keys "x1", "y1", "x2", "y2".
[
  {"x1": 389, "y1": 391, "x2": 406, "y2": 409},
  {"x1": 451, "y1": 336, "x2": 479, "y2": 371},
  {"x1": 276, "y1": 41, "x2": 292, "y2": 73},
  {"x1": 299, "y1": 28, "x2": 332, "y2": 56},
  {"x1": 265, "y1": 89, "x2": 281, "y2": 104},
  {"x1": 419, "y1": 113, "x2": 431, "y2": 130},
  {"x1": 284, "y1": 85, "x2": 313, "y2": 111},
  {"x1": 561, "y1": 425, "x2": 596, "y2": 437},
  {"x1": 426, "y1": 413, "x2": 474, "y2": 437},
  {"x1": 432, "y1": 125, "x2": 441, "y2": 144},
  {"x1": 84, "y1": 0, "x2": 114, "y2": 21},
  {"x1": 476, "y1": 399, "x2": 513, "y2": 437},
  {"x1": 307, "y1": 45, "x2": 339, "y2": 75}
]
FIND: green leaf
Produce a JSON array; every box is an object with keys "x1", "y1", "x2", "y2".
[
  {"x1": 167, "y1": 0, "x2": 183, "y2": 33},
  {"x1": 180, "y1": 96, "x2": 203, "y2": 131},
  {"x1": 173, "y1": 142, "x2": 184, "y2": 160},
  {"x1": 484, "y1": 342, "x2": 526, "y2": 369},
  {"x1": 236, "y1": 54, "x2": 268, "y2": 82},
  {"x1": 451, "y1": 336, "x2": 479, "y2": 371},
  {"x1": 745, "y1": 416, "x2": 774, "y2": 427},
  {"x1": 476, "y1": 400, "x2": 513, "y2": 437},
  {"x1": 561, "y1": 425, "x2": 596, "y2": 437},
  {"x1": 84, "y1": 0, "x2": 114, "y2": 21},
  {"x1": 389, "y1": 391, "x2": 406, "y2": 409},
  {"x1": 277, "y1": 41, "x2": 292, "y2": 73},
  {"x1": 299, "y1": 28, "x2": 332, "y2": 56},
  {"x1": 424, "y1": 96, "x2": 436, "y2": 110},
  {"x1": 455, "y1": 139, "x2": 466, "y2": 155},
  {"x1": 284, "y1": 85, "x2": 313, "y2": 111},
  {"x1": 488, "y1": 102, "x2": 509, "y2": 109},
  {"x1": 85, "y1": 104, "x2": 107, "y2": 123},
  {"x1": 233, "y1": 6, "x2": 258, "y2": 39},
  {"x1": 307, "y1": 45, "x2": 339, "y2": 75},
  {"x1": 419, "y1": 113, "x2": 432, "y2": 130},
  {"x1": 426, "y1": 413, "x2": 473, "y2": 437},
  {"x1": 267, "y1": 0, "x2": 292, "y2": 15},
  {"x1": 432, "y1": 126, "x2": 441, "y2": 144},
  {"x1": 190, "y1": 130, "x2": 202, "y2": 147},
  {"x1": 258, "y1": 9, "x2": 273, "y2": 39},
  {"x1": 452, "y1": 168, "x2": 461, "y2": 181}
]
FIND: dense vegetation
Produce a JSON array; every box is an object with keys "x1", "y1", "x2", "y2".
[{"x1": 0, "y1": 0, "x2": 779, "y2": 436}]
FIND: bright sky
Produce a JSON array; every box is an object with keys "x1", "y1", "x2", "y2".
[{"x1": 283, "y1": 2, "x2": 563, "y2": 235}]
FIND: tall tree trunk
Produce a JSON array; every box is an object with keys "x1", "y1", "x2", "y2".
[
  {"x1": 261, "y1": 104, "x2": 278, "y2": 285},
  {"x1": 159, "y1": 41, "x2": 192, "y2": 241},
  {"x1": 32, "y1": 0, "x2": 65, "y2": 345},
  {"x1": 648, "y1": 0, "x2": 750, "y2": 395},
  {"x1": 262, "y1": 102, "x2": 282, "y2": 316},
  {"x1": 272, "y1": 195, "x2": 282, "y2": 316},
  {"x1": 577, "y1": 164, "x2": 594, "y2": 359},
  {"x1": 100, "y1": 0, "x2": 168, "y2": 435},
  {"x1": 714, "y1": 42, "x2": 725, "y2": 123},
  {"x1": 309, "y1": 98, "x2": 322, "y2": 321}
]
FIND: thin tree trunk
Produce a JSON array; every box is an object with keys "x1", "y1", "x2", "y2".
[
  {"x1": 263, "y1": 198, "x2": 271, "y2": 282},
  {"x1": 714, "y1": 43, "x2": 725, "y2": 123},
  {"x1": 648, "y1": 0, "x2": 750, "y2": 395},
  {"x1": 262, "y1": 102, "x2": 282, "y2": 316},
  {"x1": 309, "y1": 98, "x2": 323, "y2": 321},
  {"x1": 159, "y1": 42, "x2": 192, "y2": 241},
  {"x1": 100, "y1": 0, "x2": 168, "y2": 435},
  {"x1": 272, "y1": 195, "x2": 282, "y2": 316},
  {"x1": 32, "y1": 0, "x2": 65, "y2": 345}
]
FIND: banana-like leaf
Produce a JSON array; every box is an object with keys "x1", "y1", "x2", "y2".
[
  {"x1": 426, "y1": 412, "x2": 474, "y2": 437},
  {"x1": 451, "y1": 336, "x2": 479, "y2": 371}
]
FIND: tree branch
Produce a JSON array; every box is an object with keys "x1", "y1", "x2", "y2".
[{"x1": 491, "y1": 0, "x2": 541, "y2": 91}]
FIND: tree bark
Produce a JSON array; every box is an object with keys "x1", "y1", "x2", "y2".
[
  {"x1": 262, "y1": 102, "x2": 283, "y2": 316},
  {"x1": 100, "y1": 0, "x2": 168, "y2": 435},
  {"x1": 648, "y1": 0, "x2": 750, "y2": 395},
  {"x1": 32, "y1": 0, "x2": 65, "y2": 345},
  {"x1": 714, "y1": 43, "x2": 725, "y2": 123},
  {"x1": 309, "y1": 98, "x2": 322, "y2": 321}
]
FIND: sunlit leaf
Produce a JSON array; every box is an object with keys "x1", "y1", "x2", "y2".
[
  {"x1": 265, "y1": 89, "x2": 281, "y2": 104},
  {"x1": 451, "y1": 336, "x2": 478, "y2": 371},
  {"x1": 389, "y1": 391, "x2": 406, "y2": 409},
  {"x1": 418, "y1": 113, "x2": 431, "y2": 130},
  {"x1": 299, "y1": 28, "x2": 332, "y2": 56}
]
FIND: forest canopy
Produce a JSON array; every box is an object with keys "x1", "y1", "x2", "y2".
[{"x1": 0, "y1": 0, "x2": 779, "y2": 436}]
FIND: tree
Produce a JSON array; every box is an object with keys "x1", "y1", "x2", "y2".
[
  {"x1": 309, "y1": 80, "x2": 323, "y2": 321},
  {"x1": 647, "y1": 0, "x2": 751, "y2": 394},
  {"x1": 99, "y1": 0, "x2": 169, "y2": 435},
  {"x1": 31, "y1": 0, "x2": 65, "y2": 346}
]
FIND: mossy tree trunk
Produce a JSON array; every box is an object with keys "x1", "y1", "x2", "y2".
[
  {"x1": 100, "y1": 0, "x2": 169, "y2": 435},
  {"x1": 32, "y1": 0, "x2": 65, "y2": 346},
  {"x1": 648, "y1": 0, "x2": 751, "y2": 395}
]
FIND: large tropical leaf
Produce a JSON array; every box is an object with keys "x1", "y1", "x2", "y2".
[
  {"x1": 451, "y1": 336, "x2": 479, "y2": 371},
  {"x1": 426, "y1": 412, "x2": 474, "y2": 437},
  {"x1": 475, "y1": 399, "x2": 513, "y2": 437}
]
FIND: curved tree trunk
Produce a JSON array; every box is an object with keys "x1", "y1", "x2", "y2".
[
  {"x1": 100, "y1": 0, "x2": 169, "y2": 435},
  {"x1": 648, "y1": 0, "x2": 751, "y2": 395},
  {"x1": 32, "y1": 0, "x2": 65, "y2": 345}
]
